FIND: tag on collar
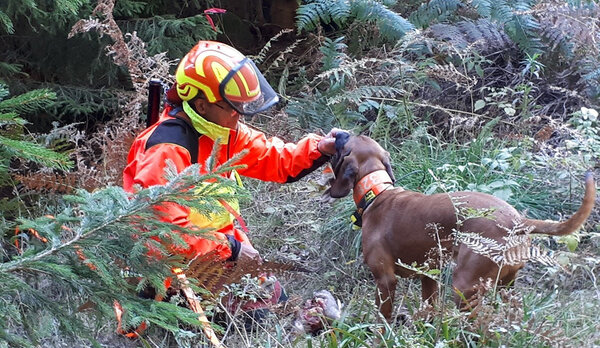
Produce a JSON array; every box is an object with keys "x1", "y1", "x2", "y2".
[{"x1": 350, "y1": 211, "x2": 362, "y2": 229}]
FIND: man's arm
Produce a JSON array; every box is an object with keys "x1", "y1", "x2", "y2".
[{"x1": 232, "y1": 125, "x2": 340, "y2": 183}]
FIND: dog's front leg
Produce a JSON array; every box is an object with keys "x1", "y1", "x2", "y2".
[
  {"x1": 369, "y1": 261, "x2": 397, "y2": 322},
  {"x1": 421, "y1": 277, "x2": 439, "y2": 303},
  {"x1": 375, "y1": 273, "x2": 396, "y2": 321}
]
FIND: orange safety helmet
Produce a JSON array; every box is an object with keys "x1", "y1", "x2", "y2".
[{"x1": 175, "y1": 40, "x2": 278, "y2": 115}]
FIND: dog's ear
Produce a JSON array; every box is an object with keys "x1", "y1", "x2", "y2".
[
  {"x1": 383, "y1": 151, "x2": 396, "y2": 184},
  {"x1": 335, "y1": 132, "x2": 350, "y2": 151},
  {"x1": 327, "y1": 154, "x2": 358, "y2": 198},
  {"x1": 330, "y1": 132, "x2": 351, "y2": 170}
]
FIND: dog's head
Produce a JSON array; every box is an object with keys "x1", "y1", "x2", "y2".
[{"x1": 326, "y1": 133, "x2": 395, "y2": 198}]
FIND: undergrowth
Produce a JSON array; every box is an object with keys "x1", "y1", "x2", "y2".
[{"x1": 2, "y1": 0, "x2": 599, "y2": 347}]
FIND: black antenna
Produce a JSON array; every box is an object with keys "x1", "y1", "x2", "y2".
[{"x1": 146, "y1": 78, "x2": 163, "y2": 128}]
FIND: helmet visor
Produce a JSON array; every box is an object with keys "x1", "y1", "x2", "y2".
[{"x1": 219, "y1": 58, "x2": 279, "y2": 115}]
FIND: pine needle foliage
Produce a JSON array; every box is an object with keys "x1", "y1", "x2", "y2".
[
  {"x1": 0, "y1": 160, "x2": 248, "y2": 347},
  {"x1": 0, "y1": 10, "x2": 14, "y2": 34},
  {"x1": 120, "y1": 14, "x2": 216, "y2": 59},
  {"x1": 1, "y1": 0, "x2": 218, "y2": 130},
  {"x1": 0, "y1": 84, "x2": 72, "y2": 184},
  {"x1": 0, "y1": 0, "x2": 89, "y2": 35}
]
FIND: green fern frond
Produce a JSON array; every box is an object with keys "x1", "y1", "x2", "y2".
[
  {"x1": 538, "y1": 2, "x2": 600, "y2": 57},
  {"x1": 286, "y1": 93, "x2": 338, "y2": 131},
  {"x1": 297, "y1": 0, "x2": 414, "y2": 40},
  {"x1": 505, "y1": 13, "x2": 543, "y2": 54},
  {"x1": 296, "y1": 0, "x2": 351, "y2": 32},
  {"x1": 431, "y1": 19, "x2": 514, "y2": 54},
  {"x1": 352, "y1": 0, "x2": 415, "y2": 40},
  {"x1": 409, "y1": 0, "x2": 462, "y2": 29},
  {"x1": 471, "y1": 0, "x2": 493, "y2": 17},
  {"x1": 320, "y1": 37, "x2": 348, "y2": 71},
  {"x1": 489, "y1": 2, "x2": 513, "y2": 25},
  {"x1": 0, "y1": 84, "x2": 8, "y2": 100},
  {"x1": 580, "y1": 61, "x2": 600, "y2": 99},
  {"x1": 467, "y1": 0, "x2": 543, "y2": 55},
  {"x1": 541, "y1": 26, "x2": 574, "y2": 57}
]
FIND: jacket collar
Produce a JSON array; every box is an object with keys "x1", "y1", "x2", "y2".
[{"x1": 183, "y1": 101, "x2": 231, "y2": 144}]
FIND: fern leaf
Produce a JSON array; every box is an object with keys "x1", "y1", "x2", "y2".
[
  {"x1": 580, "y1": 61, "x2": 600, "y2": 99},
  {"x1": 489, "y1": 1, "x2": 513, "y2": 25},
  {"x1": 327, "y1": 85, "x2": 405, "y2": 105},
  {"x1": 471, "y1": 0, "x2": 493, "y2": 17},
  {"x1": 298, "y1": 0, "x2": 414, "y2": 40},
  {"x1": 505, "y1": 13, "x2": 543, "y2": 54},
  {"x1": 409, "y1": 0, "x2": 462, "y2": 29},
  {"x1": 352, "y1": 0, "x2": 415, "y2": 40},
  {"x1": 286, "y1": 93, "x2": 338, "y2": 131},
  {"x1": 430, "y1": 23, "x2": 469, "y2": 49},
  {"x1": 296, "y1": 0, "x2": 351, "y2": 32},
  {"x1": 0, "y1": 84, "x2": 8, "y2": 100},
  {"x1": 320, "y1": 37, "x2": 348, "y2": 71},
  {"x1": 430, "y1": 19, "x2": 514, "y2": 54}
]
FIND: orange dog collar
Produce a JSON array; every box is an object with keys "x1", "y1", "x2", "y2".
[{"x1": 353, "y1": 170, "x2": 394, "y2": 205}]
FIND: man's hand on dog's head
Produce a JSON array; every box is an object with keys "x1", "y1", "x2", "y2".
[{"x1": 318, "y1": 128, "x2": 349, "y2": 155}]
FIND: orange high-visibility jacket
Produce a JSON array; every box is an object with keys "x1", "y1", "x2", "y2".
[{"x1": 123, "y1": 106, "x2": 328, "y2": 260}]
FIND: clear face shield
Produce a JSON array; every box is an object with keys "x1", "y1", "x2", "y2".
[{"x1": 219, "y1": 58, "x2": 279, "y2": 116}]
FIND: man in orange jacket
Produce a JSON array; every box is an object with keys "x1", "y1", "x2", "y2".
[{"x1": 123, "y1": 41, "x2": 340, "y2": 319}]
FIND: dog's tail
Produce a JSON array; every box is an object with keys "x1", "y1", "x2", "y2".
[{"x1": 526, "y1": 172, "x2": 596, "y2": 236}]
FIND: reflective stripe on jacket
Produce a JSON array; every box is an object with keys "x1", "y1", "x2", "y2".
[{"x1": 123, "y1": 106, "x2": 328, "y2": 260}]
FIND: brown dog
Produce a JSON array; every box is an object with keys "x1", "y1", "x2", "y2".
[{"x1": 326, "y1": 134, "x2": 596, "y2": 321}]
